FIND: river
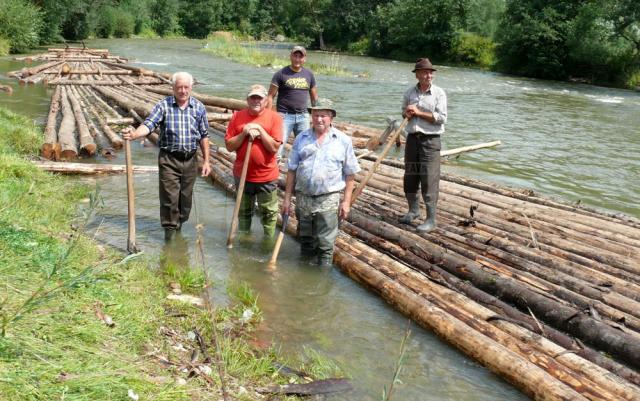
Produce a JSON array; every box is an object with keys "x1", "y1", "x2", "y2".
[{"x1": 1, "y1": 38, "x2": 638, "y2": 400}]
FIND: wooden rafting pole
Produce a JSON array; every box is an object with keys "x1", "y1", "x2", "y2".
[
  {"x1": 227, "y1": 139, "x2": 254, "y2": 248},
  {"x1": 350, "y1": 117, "x2": 409, "y2": 206},
  {"x1": 124, "y1": 138, "x2": 139, "y2": 253},
  {"x1": 268, "y1": 213, "x2": 290, "y2": 269}
]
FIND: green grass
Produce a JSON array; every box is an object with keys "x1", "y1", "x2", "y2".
[
  {"x1": 203, "y1": 32, "x2": 367, "y2": 78},
  {"x1": 0, "y1": 106, "x2": 344, "y2": 400}
]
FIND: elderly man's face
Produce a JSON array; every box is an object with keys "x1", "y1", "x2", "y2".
[
  {"x1": 415, "y1": 69, "x2": 435, "y2": 88},
  {"x1": 311, "y1": 110, "x2": 333, "y2": 133},
  {"x1": 247, "y1": 94, "x2": 267, "y2": 115},
  {"x1": 173, "y1": 77, "x2": 192, "y2": 104}
]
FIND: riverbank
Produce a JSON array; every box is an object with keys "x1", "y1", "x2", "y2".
[{"x1": 0, "y1": 107, "x2": 342, "y2": 400}]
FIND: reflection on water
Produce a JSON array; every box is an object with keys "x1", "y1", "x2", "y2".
[{"x1": 3, "y1": 39, "x2": 638, "y2": 400}]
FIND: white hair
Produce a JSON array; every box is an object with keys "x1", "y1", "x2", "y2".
[{"x1": 171, "y1": 71, "x2": 194, "y2": 87}]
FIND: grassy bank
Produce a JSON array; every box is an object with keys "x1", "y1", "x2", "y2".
[
  {"x1": 203, "y1": 32, "x2": 369, "y2": 78},
  {"x1": 0, "y1": 107, "x2": 342, "y2": 400}
]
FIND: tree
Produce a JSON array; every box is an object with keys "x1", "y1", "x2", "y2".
[{"x1": 0, "y1": 0, "x2": 42, "y2": 52}]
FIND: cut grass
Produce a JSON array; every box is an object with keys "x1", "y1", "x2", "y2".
[{"x1": 0, "y1": 107, "x2": 344, "y2": 400}]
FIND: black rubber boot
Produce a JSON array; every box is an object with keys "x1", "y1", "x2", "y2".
[
  {"x1": 417, "y1": 202, "x2": 437, "y2": 232},
  {"x1": 399, "y1": 193, "x2": 421, "y2": 223}
]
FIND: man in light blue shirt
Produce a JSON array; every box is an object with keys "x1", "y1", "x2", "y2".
[{"x1": 282, "y1": 100, "x2": 360, "y2": 265}]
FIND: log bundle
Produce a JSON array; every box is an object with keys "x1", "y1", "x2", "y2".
[{"x1": 207, "y1": 142, "x2": 640, "y2": 401}]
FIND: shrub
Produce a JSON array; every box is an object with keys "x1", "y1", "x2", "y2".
[
  {"x1": 0, "y1": 0, "x2": 42, "y2": 53},
  {"x1": 450, "y1": 31, "x2": 496, "y2": 69},
  {"x1": 347, "y1": 37, "x2": 370, "y2": 56},
  {"x1": 112, "y1": 10, "x2": 135, "y2": 38}
]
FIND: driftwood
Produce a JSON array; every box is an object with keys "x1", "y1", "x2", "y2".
[
  {"x1": 0, "y1": 84, "x2": 13, "y2": 94},
  {"x1": 256, "y1": 378, "x2": 352, "y2": 395}
]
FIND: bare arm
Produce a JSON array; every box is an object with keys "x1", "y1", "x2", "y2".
[
  {"x1": 266, "y1": 84, "x2": 278, "y2": 110},
  {"x1": 310, "y1": 86, "x2": 318, "y2": 107},
  {"x1": 200, "y1": 137, "x2": 211, "y2": 176},
  {"x1": 282, "y1": 170, "x2": 296, "y2": 216},
  {"x1": 339, "y1": 174, "x2": 355, "y2": 219},
  {"x1": 403, "y1": 104, "x2": 435, "y2": 123},
  {"x1": 225, "y1": 129, "x2": 250, "y2": 151}
]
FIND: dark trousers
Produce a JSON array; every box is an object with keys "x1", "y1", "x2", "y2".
[
  {"x1": 403, "y1": 133, "x2": 441, "y2": 204},
  {"x1": 158, "y1": 149, "x2": 198, "y2": 230}
]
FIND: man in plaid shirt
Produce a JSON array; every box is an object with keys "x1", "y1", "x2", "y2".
[{"x1": 123, "y1": 71, "x2": 211, "y2": 241}]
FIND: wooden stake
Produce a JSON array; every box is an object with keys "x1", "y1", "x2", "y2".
[
  {"x1": 350, "y1": 117, "x2": 408, "y2": 206},
  {"x1": 227, "y1": 139, "x2": 253, "y2": 248},
  {"x1": 268, "y1": 213, "x2": 289, "y2": 269},
  {"x1": 125, "y1": 139, "x2": 139, "y2": 253}
]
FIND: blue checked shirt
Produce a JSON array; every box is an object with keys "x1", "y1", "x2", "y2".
[
  {"x1": 287, "y1": 126, "x2": 361, "y2": 196},
  {"x1": 143, "y1": 96, "x2": 209, "y2": 152}
]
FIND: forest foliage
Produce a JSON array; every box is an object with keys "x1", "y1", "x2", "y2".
[{"x1": 0, "y1": 0, "x2": 638, "y2": 88}]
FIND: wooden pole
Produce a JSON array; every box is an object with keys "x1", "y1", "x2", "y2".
[
  {"x1": 227, "y1": 139, "x2": 253, "y2": 248},
  {"x1": 125, "y1": 139, "x2": 139, "y2": 253},
  {"x1": 350, "y1": 117, "x2": 408, "y2": 206},
  {"x1": 268, "y1": 213, "x2": 289, "y2": 269}
]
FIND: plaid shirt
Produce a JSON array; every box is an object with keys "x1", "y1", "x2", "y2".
[{"x1": 143, "y1": 96, "x2": 209, "y2": 152}]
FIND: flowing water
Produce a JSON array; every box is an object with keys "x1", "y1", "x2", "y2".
[{"x1": 1, "y1": 38, "x2": 639, "y2": 400}]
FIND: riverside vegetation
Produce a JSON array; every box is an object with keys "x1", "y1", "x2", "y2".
[
  {"x1": 0, "y1": 106, "x2": 344, "y2": 400},
  {"x1": 1, "y1": 0, "x2": 638, "y2": 88}
]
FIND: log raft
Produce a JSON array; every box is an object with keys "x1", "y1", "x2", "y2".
[{"x1": 11, "y1": 48, "x2": 640, "y2": 400}]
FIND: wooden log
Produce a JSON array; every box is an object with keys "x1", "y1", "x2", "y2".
[
  {"x1": 440, "y1": 140, "x2": 502, "y2": 157},
  {"x1": 32, "y1": 161, "x2": 157, "y2": 174},
  {"x1": 0, "y1": 84, "x2": 13, "y2": 94},
  {"x1": 333, "y1": 247, "x2": 590, "y2": 401},
  {"x1": 340, "y1": 238, "x2": 637, "y2": 401},
  {"x1": 346, "y1": 212, "x2": 640, "y2": 369},
  {"x1": 339, "y1": 217, "x2": 640, "y2": 387},
  {"x1": 92, "y1": 85, "x2": 152, "y2": 119},
  {"x1": 41, "y1": 86, "x2": 62, "y2": 160},
  {"x1": 69, "y1": 85, "x2": 114, "y2": 157},
  {"x1": 106, "y1": 117, "x2": 135, "y2": 125},
  {"x1": 58, "y1": 87, "x2": 77, "y2": 160},
  {"x1": 66, "y1": 85, "x2": 96, "y2": 156},
  {"x1": 76, "y1": 86, "x2": 123, "y2": 149},
  {"x1": 48, "y1": 79, "x2": 164, "y2": 86}
]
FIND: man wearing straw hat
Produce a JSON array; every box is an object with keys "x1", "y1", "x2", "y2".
[
  {"x1": 225, "y1": 84, "x2": 283, "y2": 238},
  {"x1": 399, "y1": 58, "x2": 447, "y2": 232},
  {"x1": 282, "y1": 99, "x2": 360, "y2": 265},
  {"x1": 266, "y1": 45, "x2": 319, "y2": 160},
  {"x1": 122, "y1": 71, "x2": 210, "y2": 241}
]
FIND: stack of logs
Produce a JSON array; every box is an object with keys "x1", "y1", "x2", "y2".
[
  {"x1": 11, "y1": 48, "x2": 640, "y2": 400},
  {"x1": 207, "y1": 137, "x2": 640, "y2": 401}
]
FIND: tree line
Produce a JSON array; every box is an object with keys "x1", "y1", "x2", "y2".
[{"x1": 1, "y1": 0, "x2": 638, "y2": 88}]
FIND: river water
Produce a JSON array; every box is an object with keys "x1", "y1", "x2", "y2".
[{"x1": 1, "y1": 38, "x2": 638, "y2": 400}]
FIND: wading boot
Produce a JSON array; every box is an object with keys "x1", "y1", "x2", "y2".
[
  {"x1": 417, "y1": 202, "x2": 437, "y2": 232},
  {"x1": 164, "y1": 228, "x2": 177, "y2": 241},
  {"x1": 399, "y1": 193, "x2": 421, "y2": 223}
]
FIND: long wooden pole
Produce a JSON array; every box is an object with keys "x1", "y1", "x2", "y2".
[
  {"x1": 350, "y1": 117, "x2": 408, "y2": 206},
  {"x1": 125, "y1": 139, "x2": 138, "y2": 253},
  {"x1": 227, "y1": 139, "x2": 253, "y2": 248},
  {"x1": 268, "y1": 213, "x2": 289, "y2": 269}
]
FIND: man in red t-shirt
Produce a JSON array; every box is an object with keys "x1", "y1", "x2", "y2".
[{"x1": 225, "y1": 84, "x2": 283, "y2": 237}]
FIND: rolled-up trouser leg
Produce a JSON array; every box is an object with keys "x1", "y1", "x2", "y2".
[
  {"x1": 315, "y1": 209, "x2": 339, "y2": 265},
  {"x1": 418, "y1": 135, "x2": 441, "y2": 204},
  {"x1": 257, "y1": 190, "x2": 278, "y2": 237},
  {"x1": 296, "y1": 209, "x2": 315, "y2": 256}
]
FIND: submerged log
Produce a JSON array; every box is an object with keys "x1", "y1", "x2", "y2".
[{"x1": 42, "y1": 86, "x2": 62, "y2": 160}]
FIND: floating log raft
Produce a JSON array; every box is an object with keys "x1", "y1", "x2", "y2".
[{"x1": 207, "y1": 142, "x2": 640, "y2": 401}]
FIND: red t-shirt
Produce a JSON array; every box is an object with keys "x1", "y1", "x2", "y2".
[{"x1": 225, "y1": 108, "x2": 283, "y2": 183}]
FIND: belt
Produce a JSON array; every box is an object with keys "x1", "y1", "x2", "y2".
[
  {"x1": 408, "y1": 132, "x2": 439, "y2": 138},
  {"x1": 161, "y1": 148, "x2": 197, "y2": 160}
]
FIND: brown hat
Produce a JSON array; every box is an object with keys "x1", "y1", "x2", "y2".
[
  {"x1": 412, "y1": 58, "x2": 437, "y2": 72},
  {"x1": 291, "y1": 45, "x2": 307, "y2": 56}
]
